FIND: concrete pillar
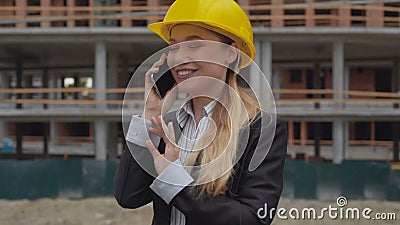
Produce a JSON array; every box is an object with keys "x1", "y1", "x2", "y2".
[
  {"x1": 338, "y1": 0, "x2": 351, "y2": 27},
  {"x1": 366, "y1": 3, "x2": 384, "y2": 27},
  {"x1": 261, "y1": 41, "x2": 273, "y2": 102},
  {"x1": 313, "y1": 62, "x2": 322, "y2": 100},
  {"x1": 16, "y1": 60, "x2": 23, "y2": 159},
  {"x1": 250, "y1": 40, "x2": 262, "y2": 101},
  {"x1": 391, "y1": 59, "x2": 400, "y2": 94},
  {"x1": 343, "y1": 66, "x2": 349, "y2": 160},
  {"x1": 67, "y1": 0, "x2": 75, "y2": 27},
  {"x1": 332, "y1": 41, "x2": 345, "y2": 164},
  {"x1": 261, "y1": 41, "x2": 272, "y2": 85},
  {"x1": 108, "y1": 52, "x2": 118, "y2": 109},
  {"x1": 343, "y1": 65, "x2": 350, "y2": 99},
  {"x1": 48, "y1": 76, "x2": 56, "y2": 102},
  {"x1": 15, "y1": 0, "x2": 27, "y2": 28},
  {"x1": 95, "y1": 42, "x2": 107, "y2": 160},
  {"x1": 333, "y1": 41, "x2": 344, "y2": 105},
  {"x1": 271, "y1": 0, "x2": 284, "y2": 27},
  {"x1": 95, "y1": 120, "x2": 107, "y2": 160},
  {"x1": 300, "y1": 121, "x2": 307, "y2": 146},
  {"x1": 392, "y1": 59, "x2": 400, "y2": 161},
  {"x1": 313, "y1": 62, "x2": 321, "y2": 157},
  {"x1": 43, "y1": 69, "x2": 49, "y2": 109},
  {"x1": 42, "y1": 70, "x2": 49, "y2": 155},
  {"x1": 305, "y1": 0, "x2": 315, "y2": 27},
  {"x1": 40, "y1": 0, "x2": 51, "y2": 27},
  {"x1": 344, "y1": 120, "x2": 349, "y2": 159},
  {"x1": 272, "y1": 68, "x2": 281, "y2": 100},
  {"x1": 48, "y1": 74, "x2": 58, "y2": 144},
  {"x1": 96, "y1": 42, "x2": 107, "y2": 105},
  {"x1": 89, "y1": 0, "x2": 97, "y2": 27},
  {"x1": 120, "y1": 56, "x2": 134, "y2": 109},
  {"x1": 50, "y1": 121, "x2": 58, "y2": 144},
  {"x1": 121, "y1": 0, "x2": 131, "y2": 27},
  {"x1": 333, "y1": 120, "x2": 345, "y2": 164},
  {"x1": 56, "y1": 77, "x2": 63, "y2": 100},
  {"x1": 1, "y1": 73, "x2": 9, "y2": 101},
  {"x1": 107, "y1": 52, "x2": 119, "y2": 159},
  {"x1": 0, "y1": 73, "x2": 9, "y2": 138},
  {"x1": 108, "y1": 122, "x2": 118, "y2": 159}
]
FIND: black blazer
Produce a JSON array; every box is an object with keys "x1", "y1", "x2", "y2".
[{"x1": 114, "y1": 111, "x2": 288, "y2": 225}]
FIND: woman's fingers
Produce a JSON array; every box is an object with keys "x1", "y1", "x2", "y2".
[
  {"x1": 150, "y1": 116, "x2": 179, "y2": 158},
  {"x1": 149, "y1": 127, "x2": 163, "y2": 137},
  {"x1": 149, "y1": 116, "x2": 172, "y2": 141},
  {"x1": 153, "y1": 53, "x2": 167, "y2": 67},
  {"x1": 157, "y1": 117, "x2": 175, "y2": 144},
  {"x1": 145, "y1": 67, "x2": 159, "y2": 77},
  {"x1": 151, "y1": 116, "x2": 163, "y2": 130},
  {"x1": 145, "y1": 53, "x2": 166, "y2": 76},
  {"x1": 165, "y1": 122, "x2": 180, "y2": 161},
  {"x1": 167, "y1": 122, "x2": 176, "y2": 143},
  {"x1": 145, "y1": 139, "x2": 160, "y2": 159}
]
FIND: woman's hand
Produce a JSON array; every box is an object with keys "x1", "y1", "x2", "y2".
[
  {"x1": 145, "y1": 115, "x2": 180, "y2": 175},
  {"x1": 142, "y1": 53, "x2": 177, "y2": 120}
]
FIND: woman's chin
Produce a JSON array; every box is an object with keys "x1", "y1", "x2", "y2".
[{"x1": 177, "y1": 82, "x2": 199, "y2": 95}]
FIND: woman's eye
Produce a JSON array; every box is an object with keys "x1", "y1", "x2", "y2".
[
  {"x1": 189, "y1": 44, "x2": 202, "y2": 49},
  {"x1": 168, "y1": 46, "x2": 179, "y2": 51}
]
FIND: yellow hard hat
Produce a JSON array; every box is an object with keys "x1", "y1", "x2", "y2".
[{"x1": 148, "y1": 0, "x2": 255, "y2": 68}]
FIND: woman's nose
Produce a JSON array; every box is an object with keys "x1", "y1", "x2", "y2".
[{"x1": 171, "y1": 45, "x2": 192, "y2": 66}]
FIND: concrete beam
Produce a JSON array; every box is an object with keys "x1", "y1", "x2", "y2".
[{"x1": 0, "y1": 27, "x2": 398, "y2": 44}]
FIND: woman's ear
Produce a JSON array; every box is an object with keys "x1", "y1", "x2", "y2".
[{"x1": 226, "y1": 42, "x2": 239, "y2": 65}]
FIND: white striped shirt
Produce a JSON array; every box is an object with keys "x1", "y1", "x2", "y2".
[
  {"x1": 126, "y1": 98, "x2": 217, "y2": 225},
  {"x1": 170, "y1": 99, "x2": 217, "y2": 225}
]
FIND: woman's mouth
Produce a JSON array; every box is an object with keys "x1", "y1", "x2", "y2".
[{"x1": 175, "y1": 69, "x2": 197, "y2": 80}]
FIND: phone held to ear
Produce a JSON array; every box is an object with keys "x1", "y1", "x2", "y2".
[{"x1": 150, "y1": 61, "x2": 176, "y2": 99}]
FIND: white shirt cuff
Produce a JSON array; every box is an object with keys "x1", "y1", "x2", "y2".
[
  {"x1": 149, "y1": 159, "x2": 194, "y2": 204},
  {"x1": 126, "y1": 115, "x2": 160, "y2": 147}
]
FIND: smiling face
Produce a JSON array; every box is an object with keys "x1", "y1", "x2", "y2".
[{"x1": 167, "y1": 24, "x2": 238, "y2": 96}]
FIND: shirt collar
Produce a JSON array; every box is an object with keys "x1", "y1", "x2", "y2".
[{"x1": 176, "y1": 98, "x2": 217, "y2": 128}]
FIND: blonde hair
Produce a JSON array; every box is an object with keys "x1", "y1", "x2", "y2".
[{"x1": 183, "y1": 69, "x2": 261, "y2": 198}]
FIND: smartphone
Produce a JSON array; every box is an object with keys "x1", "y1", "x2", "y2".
[{"x1": 150, "y1": 61, "x2": 176, "y2": 99}]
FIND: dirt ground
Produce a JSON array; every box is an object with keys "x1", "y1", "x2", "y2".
[{"x1": 0, "y1": 197, "x2": 399, "y2": 225}]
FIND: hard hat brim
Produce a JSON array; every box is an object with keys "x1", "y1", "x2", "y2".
[{"x1": 148, "y1": 21, "x2": 255, "y2": 68}]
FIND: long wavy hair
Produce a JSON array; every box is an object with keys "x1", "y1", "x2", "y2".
[{"x1": 183, "y1": 65, "x2": 261, "y2": 198}]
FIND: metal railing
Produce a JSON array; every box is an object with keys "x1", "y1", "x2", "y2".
[
  {"x1": 0, "y1": 2, "x2": 399, "y2": 28},
  {"x1": 1, "y1": 88, "x2": 400, "y2": 106}
]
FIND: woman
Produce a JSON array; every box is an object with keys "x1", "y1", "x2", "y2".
[{"x1": 114, "y1": 0, "x2": 288, "y2": 224}]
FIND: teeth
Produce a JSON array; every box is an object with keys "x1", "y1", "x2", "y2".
[{"x1": 177, "y1": 70, "x2": 193, "y2": 76}]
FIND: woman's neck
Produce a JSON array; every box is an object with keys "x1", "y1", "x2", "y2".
[{"x1": 191, "y1": 97, "x2": 212, "y2": 125}]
